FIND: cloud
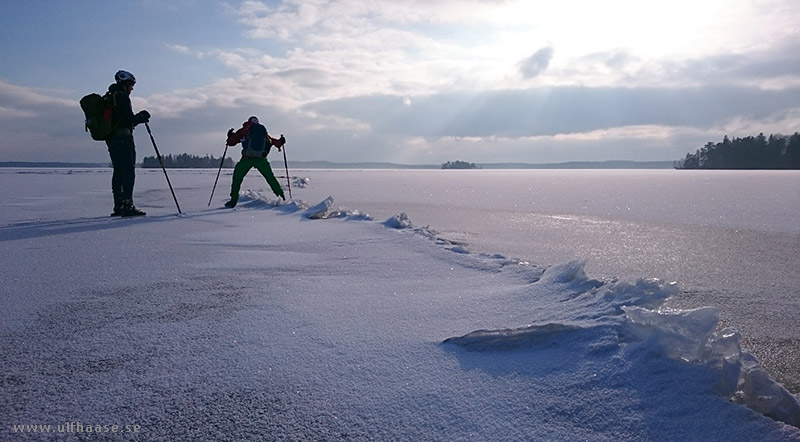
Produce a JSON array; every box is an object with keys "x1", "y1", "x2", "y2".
[
  {"x1": 236, "y1": 0, "x2": 505, "y2": 40},
  {"x1": 304, "y1": 86, "x2": 800, "y2": 138},
  {"x1": 0, "y1": 106, "x2": 36, "y2": 118},
  {"x1": 165, "y1": 43, "x2": 206, "y2": 59},
  {"x1": 518, "y1": 47, "x2": 554, "y2": 79},
  {"x1": 2, "y1": 77, "x2": 799, "y2": 164},
  {"x1": 0, "y1": 80, "x2": 75, "y2": 109},
  {"x1": 0, "y1": 80, "x2": 105, "y2": 162}
]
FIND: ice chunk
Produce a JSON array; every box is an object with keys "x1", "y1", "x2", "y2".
[
  {"x1": 623, "y1": 306, "x2": 719, "y2": 362},
  {"x1": 540, "y1": 259, "x2": 591, "y2": 285},
  {"x1": 623, "y1": 306, "x2": 800, "y2": 427},
  {"x1": 384, "y1": 212, "x2": 412, "y2": 229},
  {"x1": 303, "y1": 196, "x2": 334, "y2": 219},
  {"x1": 443, "y1": 323, "x2": 582, "y2": 351}
]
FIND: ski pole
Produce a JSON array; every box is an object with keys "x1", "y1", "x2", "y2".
[
  {"x1": 144, "y1": 122, "x2": 182, "y2": 214},
  {"x1": 208, "y1": 143, "x2": 229, "y2": 207},
  {"x1": 281, "y1": 135, "x2": 292, "y2": 200}
]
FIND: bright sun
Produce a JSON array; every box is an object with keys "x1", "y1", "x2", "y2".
[{"x1": 492, "y1": 0, "x2": 730, "y2": 59}]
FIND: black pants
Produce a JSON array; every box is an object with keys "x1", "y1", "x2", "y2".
[{"x1": 106, "y1": 135, "x2": 137, "y2": 207}]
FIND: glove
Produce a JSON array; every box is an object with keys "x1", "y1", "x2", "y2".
[
  {"x1": 279, "y1": 135, "x2": 286, "y2": 147},
  {"x1": 227, "y1": 128, "x2": 234, "y2": 138},
  {"x1": 136, "y1": 110, "x2": 150, "y2": 123}
]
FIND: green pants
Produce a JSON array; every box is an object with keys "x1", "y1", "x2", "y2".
[{"x1": 229, "y1": 156, "x2": 285, "y2": 202}]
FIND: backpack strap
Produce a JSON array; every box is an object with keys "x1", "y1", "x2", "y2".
[{"x1": 104, "y1": 91, "x2": 122, "y2": 135}]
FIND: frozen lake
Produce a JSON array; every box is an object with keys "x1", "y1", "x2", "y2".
[
  {"x1": 1, "y1": 167, "x2": 799, "y2": 440},
  {"x1": 3, "y1": 167, "x2": 799, "y2": 393},
  {"x1": 295, "y1": 169, "x2": 800, "y2": 392}
]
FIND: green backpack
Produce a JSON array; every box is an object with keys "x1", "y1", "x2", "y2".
[{"x1": 79, "y1": 92, "x2": 117, "y2": 141}]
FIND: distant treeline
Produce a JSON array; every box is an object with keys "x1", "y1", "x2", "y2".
[
  {"x1": 675, "y1": 132, "x2": 800, "y2": 169},
  {"x1": 141, "y1": 154, "x2": 234, "y2": 169},
  {"x1": 0, "y1": 161, "x2": 109, "y2": 168}
]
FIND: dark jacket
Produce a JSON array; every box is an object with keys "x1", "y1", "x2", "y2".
[
  {"x1": 226, "y1": 120, "x2": 284, "y2": 158},
  {"x1": 107, "y1": 83, "x2": 147, "y2": 134}
]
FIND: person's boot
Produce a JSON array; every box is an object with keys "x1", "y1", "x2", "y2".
[
  {"x1": 224, "y1": 200, "x2": 237, "y2": 208},
  {"x1": 111, "y1": 197, "x2": 123, "y2": 216},
  {"x1": 120, "y1": 200, "x2": 146, "y2": 217}
]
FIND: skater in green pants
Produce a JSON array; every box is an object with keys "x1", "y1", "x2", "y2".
[{"x1": 224, "y1": 116, "x2": 287, "y2": 208}]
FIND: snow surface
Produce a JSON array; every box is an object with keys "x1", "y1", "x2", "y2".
[{"x1": 1, "y1": 168, "x2": 799, "y2": 441}]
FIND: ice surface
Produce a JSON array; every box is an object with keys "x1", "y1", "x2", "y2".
[{"x1": 1, "y1": 168, "x2": 799, "y2": 441}]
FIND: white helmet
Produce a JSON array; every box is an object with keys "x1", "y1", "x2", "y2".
[{"x1": 115, "y1": 70, "x2": 136, "y2": 84}]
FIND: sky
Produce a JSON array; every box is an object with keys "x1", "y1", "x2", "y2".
[{"x1": 1, "y1": 0, "x2": 800, "y2": 165}]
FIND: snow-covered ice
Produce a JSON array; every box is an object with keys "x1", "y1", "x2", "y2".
[{"x1": 1, "y1": 168, "x2": 799, "y2": 441}]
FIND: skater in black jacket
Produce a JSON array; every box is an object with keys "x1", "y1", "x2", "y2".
[{"x1": 106, "y1": 70, "x2": 151, "y2": 217}]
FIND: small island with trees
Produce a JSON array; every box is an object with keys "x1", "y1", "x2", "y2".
[
  {"x1": 675, "y1": 132, "x2": 800, "y2": 169},
  {"x1": 142, "y1": 154, "x2": 234, "y2": 169},
  {"x1": 441, "y1": 160, "x2": 478, "y2": 169}
]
